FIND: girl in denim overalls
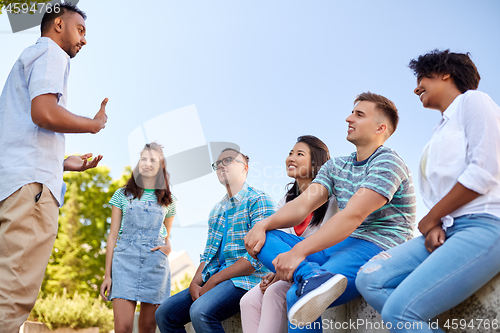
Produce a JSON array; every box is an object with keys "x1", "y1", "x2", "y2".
[{"x1": 100, "y1": 143, "x2": 177, "y2": 333}]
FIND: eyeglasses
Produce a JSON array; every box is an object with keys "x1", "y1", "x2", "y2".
[{"x1": 212, "y1": 156, "x2": 246, "y2": 171}]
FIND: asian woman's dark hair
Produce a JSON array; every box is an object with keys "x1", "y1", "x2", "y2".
[
  {"x1": 124, "y1": 142, "x2": 173, "y2": 207},
  {"x1": 285, "y1": 135, "x2": 330, "y2": 227},
  {"x1": 408, "y1": 49, "x2": 480, "y2": 93}
]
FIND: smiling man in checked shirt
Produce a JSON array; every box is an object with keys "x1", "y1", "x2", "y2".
[{"x1": 155, "y1": 148, "x2": 276, "y2": 333}]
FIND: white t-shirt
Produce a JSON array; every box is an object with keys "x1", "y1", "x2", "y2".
[{"x1": 277, "y1": 195, "x2": 338, "y2": 238}]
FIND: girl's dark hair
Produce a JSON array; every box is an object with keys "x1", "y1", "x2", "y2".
[
  {"x1": 124, "y1": 142, "x2": 173, "y2": 207},
  {"x1": 408, "y1": 49, "x2": 480, "y2": 93},
  {"x1": 285, "y1": 135, "x2": 330, "y2": 227}
]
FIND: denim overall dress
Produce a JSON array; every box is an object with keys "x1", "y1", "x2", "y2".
[{"x1": 110, "y1": 195, "x2": 171, "y2": 304}]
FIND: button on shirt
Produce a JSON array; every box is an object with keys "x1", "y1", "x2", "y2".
[
  {"x1": 200, "y1": 182, "x2": 276, "y2": 290},
  {"x1": 0, "y1": 37, "x2": 70, "y2": 206},
  {"x1": 419, "y1": 90, "x2": 500, "y2": 228}
]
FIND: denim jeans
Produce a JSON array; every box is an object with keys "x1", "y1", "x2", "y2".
[
  {"x1": 155, "y1": 279, "x2": 247, "y2": 333},
  {"x1": 356, "y1": 214, "x2": 500, "y2": 333},
  {"x1": 257, "y1": 230, "x2": 383, "y2": 332}
]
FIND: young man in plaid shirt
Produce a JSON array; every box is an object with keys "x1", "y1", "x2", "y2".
[{"x1": 156, "y1": 148, "x2": 276, "y2": 333}]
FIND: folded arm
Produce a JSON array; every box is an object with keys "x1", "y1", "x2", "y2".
[
  {"x1": 273, "y1": 187, "x2": 387, "y2": 281},
  {"x1": 244, "y1": 183, "x2": 328, "y2": 257},
  {"x1": 31, "y1": 94, "x2": 107, "y2": 133},
  {"x1": 199, "y1": 258, "x2": 254, "y2": 296}
]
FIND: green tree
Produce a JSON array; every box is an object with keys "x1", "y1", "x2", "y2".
[
  {"x1": 41, "y1": 166, "x2": 131, "y2": 298},
  {"x1": 171, "y1": 273, "x2": 192, "y2": 295}
]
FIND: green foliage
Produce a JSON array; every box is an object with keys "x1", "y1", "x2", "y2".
[
  {"x1": 28, "y1": 290, "x2": 113, "y2": 333},
  {"x1": 172, "y1": 273, "x2": 192, "y2": 295},
  {"x1": 41, "y1": 166, "x2": 131, "y2": 299},
  {"x1": 0, "y1": 0, "x2": 49, "y2": 15}
]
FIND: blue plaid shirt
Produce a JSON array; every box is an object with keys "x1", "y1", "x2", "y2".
[{"x1": 200, "y1": 182, "x2": 276, "y2": 290}]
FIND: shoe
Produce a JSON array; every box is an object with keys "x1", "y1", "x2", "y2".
[{"x1": 288, "y1": 272, "x2": 348, "y2": 326}]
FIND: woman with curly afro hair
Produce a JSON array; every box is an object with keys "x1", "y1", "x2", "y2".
[{"x1": 356, "y1": 50, "x2": 500, "y2": 332}]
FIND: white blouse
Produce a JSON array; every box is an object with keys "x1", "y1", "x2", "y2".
[{"x1": 418, "y1": 90, "x2": 500, "y2": 228}]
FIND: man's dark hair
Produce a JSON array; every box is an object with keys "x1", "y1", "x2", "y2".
[
  {"x1": 408, "y1": 49, "x2": 480, "y2": 93},
  {"x1": 354, "y1": 92, "x2": 399, "y2": 136},
  {"x1": 40, "y1": 3, "x2": 87, "y2": 35}
]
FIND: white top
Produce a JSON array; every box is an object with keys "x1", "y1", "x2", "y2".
[
  {"x1": 418, "y1": 90, "x2": 500, "y2": 228},
  {"x1": 0, "y1": 37, "x2": 70, "y2": 206},
  {"x1": 277, "y1": 195, "x2": 339, "y2": 238}
]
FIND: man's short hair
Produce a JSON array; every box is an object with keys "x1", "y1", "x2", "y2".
[
  {"x1": 40, "y1": 3, "x2": 87, "y2": 35},
  {"x1": 408, "y1": 49, "x2": 480, "y2": 93},
  {"x1": 220, "y1": 148, "x2": 249, "y2": 165},
  {"x1": 354, "y1": 92, "x2": 399, "y2": 136}
]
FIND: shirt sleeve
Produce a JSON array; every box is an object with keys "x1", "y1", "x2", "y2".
[
  {"x1": 458, "y1": 92, "x2": 500, "y2": 195},
  {"x1": 311, "y1": 159, "x2": 335, "y2": 197},
  {"x1": 27, "y1": 47, "x2": 69, "y2": 102},
  {"x1": 362, "y1": 152, "x2": 407, "y2": 201},
  {"x1": 276, "y1": 196, "x2": 286, "y2": 210},
  {"x1": 109, "y1": 188, "x2": 125, "y2": 211},
  {"x1": 245, "y1": 194, "x2": 276, "y2": 270},
  {"x1": 165, "y1": 195, "x2": 177, "y2": 218}
]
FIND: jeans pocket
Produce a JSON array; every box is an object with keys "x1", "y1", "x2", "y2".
[{"x1": 114, "y1": 240, "x2": 130, "y2": 252}]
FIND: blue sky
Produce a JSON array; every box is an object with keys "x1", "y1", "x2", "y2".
[{"x1": 1, "y1": 0, "x2": 500, "y2": 263}]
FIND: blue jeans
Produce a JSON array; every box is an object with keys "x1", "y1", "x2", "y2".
[
  {"x1": 155, "y1": 279, "x2": 247, "y2": 333},
  {"x1": 356, "y1": 214, "x2": 500, "y2": 332},
  {"x1": 257, "y1": 230, "x2": 383, "y2": 332}
]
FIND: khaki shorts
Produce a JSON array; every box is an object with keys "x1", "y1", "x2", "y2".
[{"x1": 0, "y1": 183, "x2": 59, "y2": 332}]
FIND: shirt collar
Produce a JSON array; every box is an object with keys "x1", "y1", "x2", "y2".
[
  {"x1": 442, "y1": 93, "x2": 464, "y2": 121},
  {"x1": 36, "y1": 37, "x2": 70, "y2": 60},
  {"x1": 353, "y1": 146, "x2": 383, "y2": 166},
  {"x1": 221, "y1": 182, "x2": 249, "y2": 209}
]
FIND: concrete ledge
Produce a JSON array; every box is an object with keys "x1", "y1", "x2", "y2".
[
  {"x1": 20, "y1": 322, "x2": 99, "y2": 333},
  {"x1": 136, "y1": 272, "x2": 500, "y2": 332}
]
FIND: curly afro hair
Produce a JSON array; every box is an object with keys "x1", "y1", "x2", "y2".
[{"x1": 409, "y1": 49, "x2": 480, "y2": 93}]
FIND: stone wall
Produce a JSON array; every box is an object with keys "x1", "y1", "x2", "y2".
[{"x1": 136, "y1": 272, "x2": 500, "y2": 333}]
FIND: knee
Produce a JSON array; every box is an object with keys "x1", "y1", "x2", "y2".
[
  {"x1": 264, "y1": 283, "x2": 287, "y2": 302},
  {"x1": 266, "y1": 230, "x2": 283, "y2": 240},
  {"x1": 355, "y1": 254, "x2": 389, "y2": 293},
  {"x1": 141, "y1": 321, "x2": 157, "y2": 333},
  {"x1": 240, "y1": 290, "x2": 260, "y2": 313},
  {"x1": 189, "y1": 300, "x2": 209, "y2": 322},
  {"x1": 114, "y1": 322, "x2": 134, "y2": 333},
  {"x1": 355, "y1": 266, "x2": 372, "y2": 295},
  {"x1": 155, "y1": 301, "x2": 172, "y2": 327}
]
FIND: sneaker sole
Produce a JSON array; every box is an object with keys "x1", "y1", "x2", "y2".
[{"x1": 288, "y1": 274, "x2": 348, "y2": 326}]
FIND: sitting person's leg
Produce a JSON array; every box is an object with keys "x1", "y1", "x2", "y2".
[
  {"x1": 257, "y1": 230, "x2": 303, "y2": 271},
  {"x1": 258, "y1": 280, "x2": 291, "y2": 333},
  {"x1": 240, "y1": 284, "x2": 264, "y2": 333},
  {"x1": 155, "y1": 288, "x2": 193, "y2": 333},
  {"x1": 357, "y1": 214, "x2": 500, "y2": 333},
  {"x1": 190, "y1": 279, "x2": 247, "y2": 333},
  {"x1": 258, "y1": 230, "x2": 325, "y2": 273},
  {"x1": 288, "y1": 237, "x2": 383, "y2": 326},
  {"x1": 355, "y1": 237, "x2": 425, "y2": 314},
  {"x1": 241, "y1": 273, "x2": 292, "y2": 333}
]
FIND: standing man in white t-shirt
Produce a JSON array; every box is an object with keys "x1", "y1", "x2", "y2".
[{"x1": 0, "y1": 4, "x2": 108, "y2": 331}]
